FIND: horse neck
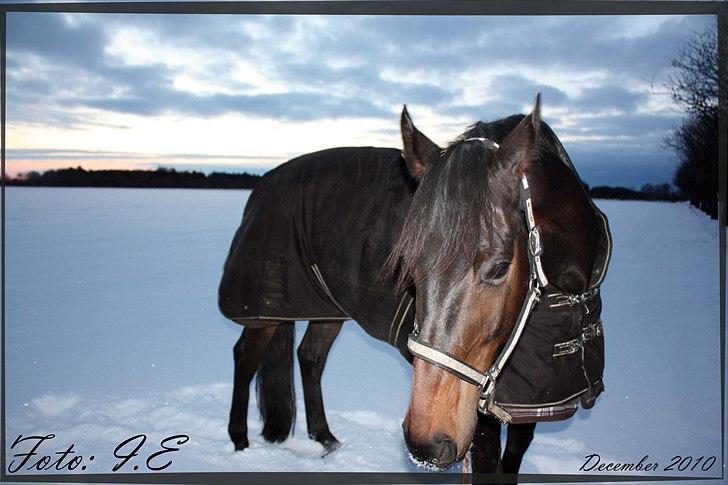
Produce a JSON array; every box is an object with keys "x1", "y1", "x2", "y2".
[{"x1": 527, "y1": 156, "x2": 601, "y2": 294}]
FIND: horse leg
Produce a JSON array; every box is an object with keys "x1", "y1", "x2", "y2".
[
  {"x1": 470, "y1": 413, "x2": 502, "y2": 476},
  {"x1": 500, "y1": 422, "x2": 536, "y2": 476},
  {"x1": 297, "y1": 320, "x2": 343, "y2": 456},
  {"x1": 228, "y1": 324, "x2": 279, "y2": 451}
]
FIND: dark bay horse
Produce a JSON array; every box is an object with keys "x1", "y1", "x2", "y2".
[{"x1": 218, "y1": 96, "x2": 607, "y2": 477}]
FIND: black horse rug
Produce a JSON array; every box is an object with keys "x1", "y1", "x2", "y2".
[
  {"x1": 219, "y1": 142, "x2": 610, "y2": 423},
  {"x1": 218, "y1": 147, "x2": 417, "y2": 356},
  {"x1": 490, "y1": 265, "x2": 609, "y2": 423},
  {"x1": 488, "y1": 138, "x2": 612, "y2": 424}
]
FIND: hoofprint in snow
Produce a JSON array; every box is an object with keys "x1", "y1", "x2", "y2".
[{"x1": 3, "y1": 187, "x2": 724, "y2": 481}]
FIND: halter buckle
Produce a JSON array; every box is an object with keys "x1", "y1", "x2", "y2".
[
  {"x1": 479, "y1": 380, "x2": 495, "y2": 402},
  {"x1": 528, "y1": 226, "x2": 544, "y2": 257},
  {"x1": 528, "y1": 279, "x2": 542, "y2": 299}
]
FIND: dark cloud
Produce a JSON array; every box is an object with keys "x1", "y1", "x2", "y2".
[
  {"x1": 470, "y1": 16, "x2": 711, "y2": 82},
  {"x1": 78, "y1": 88, "x2": 388, "y2": 120},
  {"x1": 571, "y1": 85, "x2": 644, "y2": 112},
  {"x1": 438, "y1": 76, "x2": 656, "y2": 143},
  {"x1": 570, "y1": 112, "x2": 682, "y2": 137},
  {"x1": 318, "y1": 15, "x2": 712, "y2": 87},
  {"x1": 441, "y1": 74, "x2": 569, "y2": 120},
  {"x1": 7, "y1": 12, "x2": 107, "y2": 70},
  {"x1": 278, "y1": 61, "x2": 451, "y2": 107}
]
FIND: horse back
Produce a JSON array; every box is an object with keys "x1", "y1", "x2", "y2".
[{"x1": 219, "y1": 146, "x2": 415, "y2": 351}]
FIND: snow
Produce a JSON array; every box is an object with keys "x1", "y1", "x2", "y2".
[{"x1": 3, "y1": 187, "x2": 724, "y2": 482}]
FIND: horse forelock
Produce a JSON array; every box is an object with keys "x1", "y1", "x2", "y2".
[{"x1": 388, "y1": 124, "x2": 523, "y2": 291}]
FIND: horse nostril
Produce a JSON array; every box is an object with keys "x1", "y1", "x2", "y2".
[{"x1": 433, "y1": 432, "x2": 457, "y2": 466}]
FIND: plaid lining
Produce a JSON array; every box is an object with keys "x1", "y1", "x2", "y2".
[
  {"x1": 496, "y1": 380, "x2": 604, "y2": 424},
  {"x1": 504, "y1": 399, "x2": 580, "y2": 424}
]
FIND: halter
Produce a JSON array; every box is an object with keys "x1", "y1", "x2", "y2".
[
  {"x1": 406, "y1": 139, "x2": 603, "y2": 420},
  {"x1": 464, "y1": 137, "x2": 500, "y2": 149}
]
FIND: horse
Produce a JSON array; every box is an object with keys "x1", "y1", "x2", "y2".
[
  {"x1": 388, "y1": 94, "x2": 610, "y2": 473},
  {"x1": 218, "y1": 95, "x2": 609, "y2": 478}
]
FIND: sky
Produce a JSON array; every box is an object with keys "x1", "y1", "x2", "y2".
[{"x1": 4, "y1": 11, "x2": 716, "y2": 187}]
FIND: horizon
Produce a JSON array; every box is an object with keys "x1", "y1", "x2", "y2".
[{"x1": 5, "y1": 12, "x2": 715, "y2": 187}]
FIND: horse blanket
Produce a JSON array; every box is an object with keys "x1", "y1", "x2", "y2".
[
  {"x1": 491, "y1": 290, "x2": 607, "y2": 423},
  {"x1": 219, "y1": 145, "x2": 610, "y2": 422},
  {"x1": 488, "y1": 145, "x2": 612, "y2": 424},
  {"x1": 218, "y1": 147, "x2": 416, "y2": 355}
]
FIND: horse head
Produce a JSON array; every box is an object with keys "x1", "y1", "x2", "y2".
[{"x1": 389, "y1": 95, "x2": 605, "y2": 468}]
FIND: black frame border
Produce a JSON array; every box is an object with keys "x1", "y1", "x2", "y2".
[{"x1": 0, "y1": 1, "x2": 725, "y2": 484}]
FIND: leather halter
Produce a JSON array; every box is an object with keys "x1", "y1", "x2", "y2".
[{"x1": 406, "y1": 144, "x2": 604, "y2": 419}]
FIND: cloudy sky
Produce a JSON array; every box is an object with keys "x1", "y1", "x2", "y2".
[{"x1": 5, "y1": 11, "x2": 714, "y2": 186}]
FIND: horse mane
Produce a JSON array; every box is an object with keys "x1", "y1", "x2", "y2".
[{"x1": 386, "y1": 115, "x2": 529, "y2": 291}]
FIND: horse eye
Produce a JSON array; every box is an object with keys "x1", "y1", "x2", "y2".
[{"x1": 484, "y1": 261, "x2": 510, "y2": 281}]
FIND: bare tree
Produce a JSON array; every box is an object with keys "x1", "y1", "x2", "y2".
[
  {"x1": 667, "y1": 28, "x2": 718, "y2": 117},
  {"x1": 665, "y1": 22, "x2": 722, "y2": 220}
]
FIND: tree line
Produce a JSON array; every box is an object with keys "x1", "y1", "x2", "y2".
[
  {"x1": 5, "y1": 166, "x2": 261, "y2": 190},
  {"x1": 589, "y1": 183, "x2": 684, "y2": 202},
  {"x1": 4, "y1": 165, "x2": 685, "y2": 202}
]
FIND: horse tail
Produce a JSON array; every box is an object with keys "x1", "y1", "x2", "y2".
[{"x1": 256, "y1": 322, "x2": 296, "y2": 442}]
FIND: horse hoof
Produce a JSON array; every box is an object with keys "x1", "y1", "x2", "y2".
[
  {"x1": 321, "y1": 438, "x2": 341, "y2": 457},
  {"x1": 233, "y1": 439, "x2": 249, "y2": 451}
]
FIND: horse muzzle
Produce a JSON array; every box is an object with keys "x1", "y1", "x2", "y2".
[{"x1": 402, "y1": 420, "x2": 458, "y2": 469}]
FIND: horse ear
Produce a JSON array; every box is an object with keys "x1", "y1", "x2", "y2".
[
  {"x1": 499, "y1": 93, "x2": 542, "y2": 171},
  {"x1": 400, "y1": 105, "x2": 440, "y2": 180}
]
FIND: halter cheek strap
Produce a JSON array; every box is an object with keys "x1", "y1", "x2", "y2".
[
  {"x1": 521, "y1": 175, "x2": 548, "y2": 288},
  {"x1": 406, "y1": 170, "x2": 600, "y2": 422}
]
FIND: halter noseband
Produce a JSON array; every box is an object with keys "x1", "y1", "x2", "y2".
[{"x1": 406, "y1": 141, "x2": 601, "y2": 421}]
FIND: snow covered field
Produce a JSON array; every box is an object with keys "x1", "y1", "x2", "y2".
[{"x1": 3, "y1": 187, "x2": 724, "y2": 482}]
